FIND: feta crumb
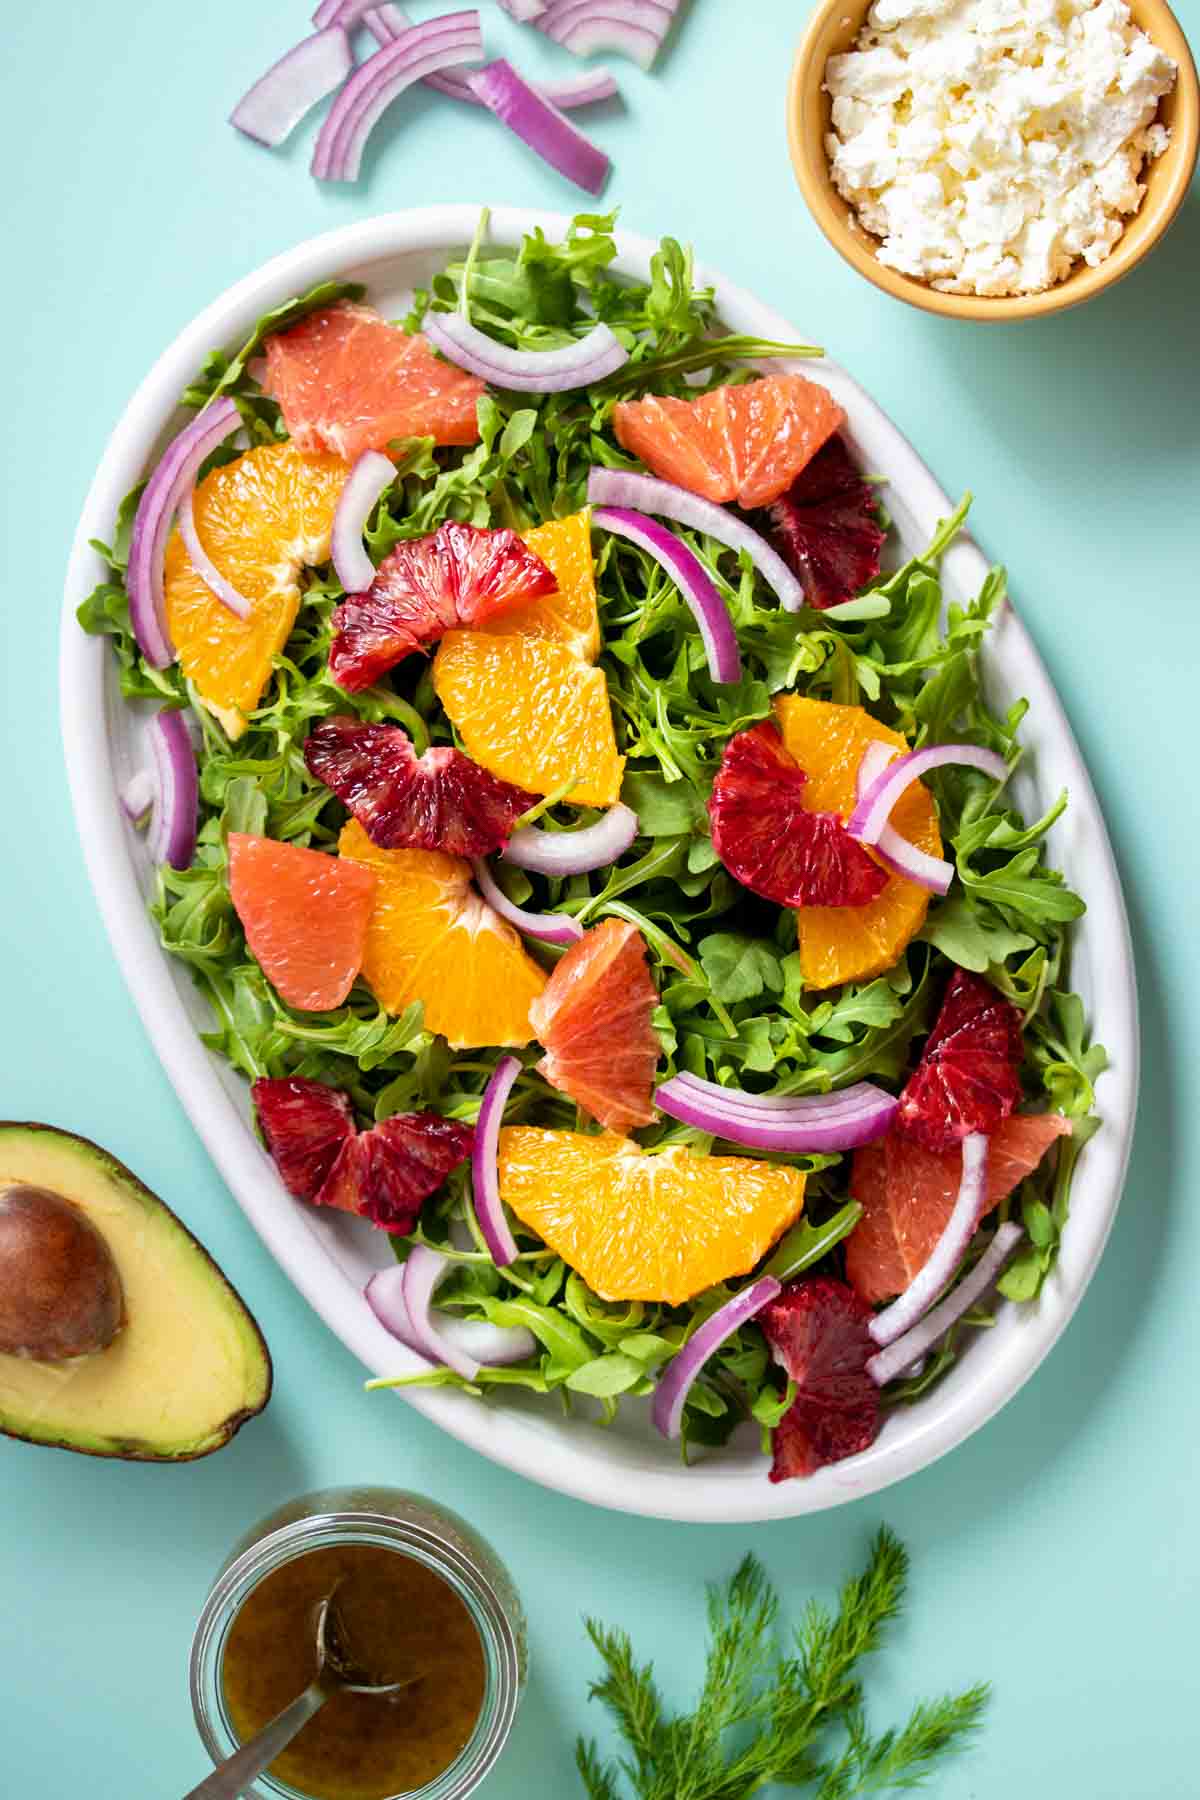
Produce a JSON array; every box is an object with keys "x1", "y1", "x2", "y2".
[{"x1": 823, "y1": 0, "x2": 1177, "y2": 296}]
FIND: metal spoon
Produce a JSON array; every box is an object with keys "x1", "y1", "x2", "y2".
[{"x1": 183, "y1": 1587, "x2": 416, "y2": 1800}]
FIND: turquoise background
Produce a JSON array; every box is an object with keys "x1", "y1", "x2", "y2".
[{"x1": 4, "y1": 2, "x2": 1198, "y2": 1794}]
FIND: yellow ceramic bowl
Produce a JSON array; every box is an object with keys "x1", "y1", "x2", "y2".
[{"x1": 788, "y1": 0, "x2": 1199, "y2": 320}]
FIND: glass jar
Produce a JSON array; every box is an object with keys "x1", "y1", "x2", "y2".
[{"x1": 190, "y1": 1486, "x2": 526, "y2": 1800}]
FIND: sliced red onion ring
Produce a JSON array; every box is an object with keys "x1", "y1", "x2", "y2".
[
  {"x1": 473, "y1": 859, "x2": 584, "y2": 945},
  {"x1": 178, "y1": 490, "x2": 252, "y2": 621},
  {"x1": 394, "y1": 1245, "x2": 483, "y2": 1380},
  {"x1": 312, "y1": 11, "x2": 484, "y2": 182},
  {"x1": 867, "y1": 1221, "x2": 1024, "y2": 1387},
  {"x1": 146, "y1": 709, "x2": 199, "y2": 871},
  {"x1": 586, "y1": 467, "x2": 805, "y2": 613},
  {"x1": 313, "y1": 0, "x2": 346, "y2": 25},
  {"x1": 331, "y1": 450, "x2": 394, "y2": 594},
  {"x1": 472, "y1": 1056, "x2": 523, "y2": 1266},
  {"x1": 502, "y1": 802, "x2": 639, "y2": 875},
  {"x1": 868, "y1": 1133, "x2": 989, "y2": 1350},
  {"x1": 126, "y1": 399, "x2": 242, "y2": 668},
  {"x1": 120, "y1": 769, "x2": 156, "y2": 825},
  {"x1": 592, "y1": 506, "x2": 740, "y2": 684},
  {"x1": 539, "y1": 0, "x2": 677, "y2": 69},
  {"x1": 230, "y1": 28, "x2": 352, "y2": 147},
  {"x1": 468, "y1": 59, "x2": 610, "y2": 195},
  {"x1": 423, "y1": 313, "x2": 628, "y2": 392},
  {"x1": 655, "y1": 1075, "x2": 897, "y2": 1151},
  {"x1": 668, "y1": 1071, "x2": 895, "y2": 1116},
  {"x1": 853, "y1": 741, "x2": 953, "y2": 896},
  {"x1": 848, "y1": 742, "x2": 1009, "y2": 847},
  {"x1": 651, "y1": 1277, "x2": 781, "y2": 1440},
  {"x1": 366, "y1": 1263, "x2": 536, "y2": 1367},
  {"x1": 367, "y1": 4, "x2": 618, "y2": 106}
]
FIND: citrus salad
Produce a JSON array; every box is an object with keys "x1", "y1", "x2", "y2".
[{"x1": 80, "y1": 211, "x2": 1104, "y2": 1483}]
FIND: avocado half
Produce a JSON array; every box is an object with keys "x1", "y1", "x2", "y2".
[{"x1": 0, "y1": 1123, "x2": 271, "y2": 1461}]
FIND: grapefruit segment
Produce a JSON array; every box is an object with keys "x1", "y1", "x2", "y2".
[
  {"x1": 228, "y1": 833, "x2": 376, "y2": 1011},
  {"x1": 846, "y1": 1112, "x2": 1072, "y2": 1304},
  {"x1": 773, "y1": 695, "x2": 941, "y2": 989},
  {"x1": 263, "y1": 301, "x2": 485, "y2": 459},
  {"x1": 529, "y1": 919, "x2": 660, "y2": 1133},
  {"x1": 612, "y1": 374, "x2": 846, "y2": 510},
  {"x1": 164, "y1": 440, "x2": 349, "y2": 738},
  {"x1": 337, "y1": 821, "x2": 546, "y2": 1049},
  {"x1": 498, "y1": 1127, "x2": 807, "y2": 1305}
]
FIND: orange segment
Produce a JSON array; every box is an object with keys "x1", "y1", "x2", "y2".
[
  {"x1": 494, "y1": 510, "x2": 600, "y2": 659},
  {"x1": 613, "y1": 374, "x2": 846, "y2": 510},
  {"x1": 773, "y1": 695, "x2": 942, "y2": 990},
  {"x1": 164, "y1": 440, "x2": 348, "y2": 738},
  {"x1": 498, "y1": 1128, "x2": 807, "y2": 1304},
  {"x1": 432, "y1": 631, "x2": 624, "y2": 807},
  {"x1": 227, "y1": 833, "x2": 376, "y2": 1012},
  {"x1": 337, "y1": 821, "x2": 546, "y2": 1049}
]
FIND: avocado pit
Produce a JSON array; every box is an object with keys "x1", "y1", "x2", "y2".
[{"x1": 0, "y1": 1184, "x2": 124, "y2": 1361}]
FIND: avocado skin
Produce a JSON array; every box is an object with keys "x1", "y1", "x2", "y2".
[{"x1": 0, "y1": 1122, "x2": 272, "y2": 1462}]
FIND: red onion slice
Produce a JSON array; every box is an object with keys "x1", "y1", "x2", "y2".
[
  {"x1": 587, "y1": 467, "x2": 806, "y2": 613},
  {"x1": 668, "y1": 1071, "x2": 895, "y2": 1117},
  {"x1": 853, "y1": 741, "x2": 953, "y2": 896},
  {"x1": 331, "y1": 450, "x2": 394, "y2": 594},
  {"x1": 146, "y1": 709, "x2": 199, "y2": 871},
  {"x1": 366, "y1": 1263, "x2": 536, "y2": 1367},
  {"x1": 230, "y1": 28, "x2": 353, "y2": 147},
  {"x1": 867, "y1": 1221, "x2": 1024, "y2": 1387},
  {"x1": 502, "y1": 802, "x2": 639, "y2": 875},
  {"x1": 367, "y1": 4, "x2": 618, "y2": 106},
  {"x1": 473, "y1": 859, "x2": 584, "y2": 945},
  {"x1": 869, "y1": 1132, "x2": 989, "y2": 1349},
  {"x1": 651, "y1": 1276, "x2": 780, "y2": 1440},
  {"x1": 848, "y1": 742, "x2": 1009, "y2": 847},
  {"x1": 592, "y1": 506, "x2": 740, "y2": 684},
  {"x1": 655, "y1": 1075, "x2": 897, "y2": 1151},
  {"x1": 540, "y1": 0, "x2": 677, "y2": 69},
  {"x1": 312, "y1": 12, "x2": 484, "y2": 182},
  {"x1": 120, "y1": 769, "x2": 155, "y2": 825},
  {"x1": 397, "y1": 1245, "x2": 484, "y2": 1380},
  {"x1": 468, "y1": 59, "x2": 611, "y2": 195},
  {"x1": 423, "y1": 313, "x2": 628, "y2": 391},
  {"x1": 126, "y1": 399, "x2": 242, "y2": 667},
  {"x1": 178, "y1": 490, "x2": 252, "y2": 621},
  {"x1": 472, "y1": 1056, "x2": 523, "y2": 1266}
]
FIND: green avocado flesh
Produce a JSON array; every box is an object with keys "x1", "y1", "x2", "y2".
[{"x1": 0, "y1": 1123, "x2": 271, "y2": 1460}]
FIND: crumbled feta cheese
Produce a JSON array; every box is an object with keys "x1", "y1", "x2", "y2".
[{"x1": 824, "y1": 0, "x2": 1177, "y2": 296}]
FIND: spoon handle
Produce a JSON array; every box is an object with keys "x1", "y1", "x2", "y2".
[{"x1": 182, "y1": 1680, "x2": 329, "y2": 1800}]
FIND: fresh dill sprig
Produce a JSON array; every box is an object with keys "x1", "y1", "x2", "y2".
[{"x1": 576, "y1": 1529, "x2": 988, "y2": 1800}]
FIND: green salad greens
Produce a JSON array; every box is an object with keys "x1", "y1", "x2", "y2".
[{"x1": 80, "y1": 209, "x2": 1104, "y2": 1464}]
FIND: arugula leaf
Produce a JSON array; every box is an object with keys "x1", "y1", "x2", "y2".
[{"x1": 699, "y1": 933, "x2": 784, "y2": 1004}]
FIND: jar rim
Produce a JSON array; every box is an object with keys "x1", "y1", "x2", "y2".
[{"x1": 190, "y1": 1508, "x2": 523, "y2": 1800}]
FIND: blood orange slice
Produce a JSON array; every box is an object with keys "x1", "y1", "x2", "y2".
[
  {"x1": 528, "y1": 919, "x2": 660, "y2": 1132},
  {"x1": 251, "y1": 1076, "x2": 356, "y2": 1199},
  {"x1": 228, "y1": 833, "x2": 376, "y2": 1011},
  {"x1": 760, "y1": 1277, "x2": 879, "y2": 1481},
  {"x1": 764, "y1": 434, "x2": 886, "y2": 610},
  {"x1": 709, "y1": 722, "x2": 888, "y2": 908},
  {"x1": 773, "y1": 696, "x2": 941, "y2": 990},
  {"x1": 612, "y1": 374, "x2": 845, "y2": 509},
  {"x1": 304, "y1": 718, "x2": 535, "y2": 856},
  {"x1": 329, "y1": 521, "x2": 557, "y2": 692},
  {"x1": 896, "y1": 969, "x2": 1024, "y2": 1152},
  {"x1": 317, "y1": 1114, "x2": 475, "y2": 1233},
  {"x1": 263, "y1": 301, "x2": 485, "y2": 459},
  {"x1": 846, "y1": 1113, "x2": 1072, "y2": 1304}
]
